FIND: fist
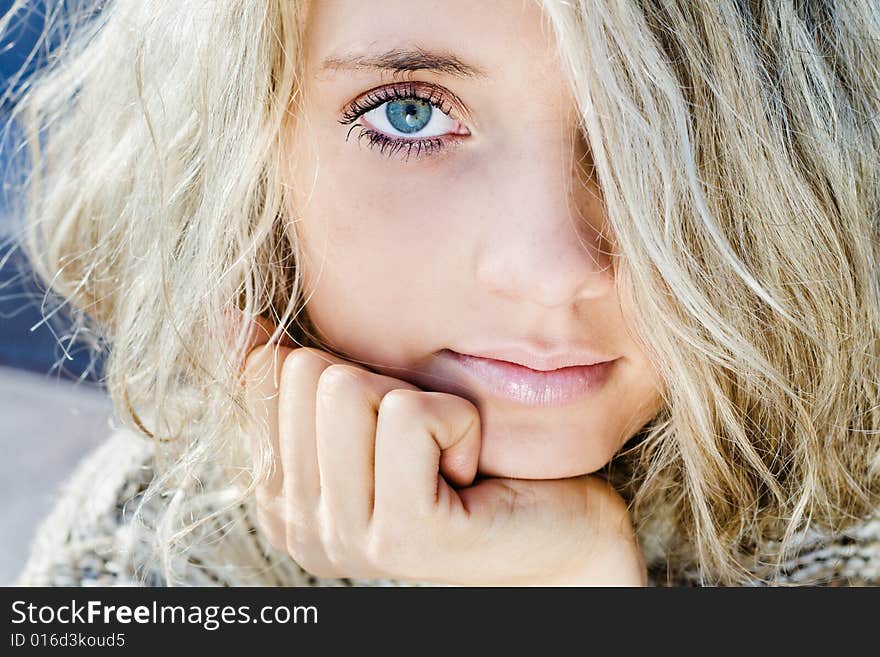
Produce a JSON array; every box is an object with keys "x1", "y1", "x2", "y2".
[{"x1": 239, "y1": 326, "x2": 646, "y2": 586}]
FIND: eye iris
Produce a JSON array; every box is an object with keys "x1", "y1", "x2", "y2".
[{"x1": 386, "y1": 98, "x2": 432, "y2": 134}]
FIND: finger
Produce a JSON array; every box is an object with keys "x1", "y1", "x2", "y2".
[
  {"x1": 314, "y1": 365, "x2": 422, "y2": 531},
  {"x1": 277, "y1": 349, "x2": 354, "y2": 529},
  {"x1": 374, "y1": 390, "x2": 481, "y2": 519}
]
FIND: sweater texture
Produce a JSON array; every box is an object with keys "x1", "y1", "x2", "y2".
[{"x1": 16, "y1": 427, "x2": 880, "y2": 587}]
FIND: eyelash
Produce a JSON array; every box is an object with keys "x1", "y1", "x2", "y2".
[{"x1": 338, "y1": 81, "x2": 467, "y2": 162}]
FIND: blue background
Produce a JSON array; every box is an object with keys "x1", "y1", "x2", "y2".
[{"x1": 0, "y1": 0, "x2": 103, "y2": 382}]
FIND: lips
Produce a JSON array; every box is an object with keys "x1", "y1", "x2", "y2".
[
  {"x1": 445, "y1": 350, "x2": 617, "y2": 407},
  {"x1": 452, "y1": 342, "x2": 616, "y2": 371}
]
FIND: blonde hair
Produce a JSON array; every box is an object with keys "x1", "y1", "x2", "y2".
[{"x1": 4, "y1": 0, "x2": 879, "y2": 586}]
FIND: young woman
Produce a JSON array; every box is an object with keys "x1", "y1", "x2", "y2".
[{"x1": 9, "y1": 0, "x2": 880, "y2": 586}]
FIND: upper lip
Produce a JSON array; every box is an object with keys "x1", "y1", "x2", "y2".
[{"x1": 449, "y1": 342, "x2": 618, "y2": 372}]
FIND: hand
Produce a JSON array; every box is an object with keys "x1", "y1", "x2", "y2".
[{"x1": 236, "y1": 313, "x2": 647, "y2": 586}]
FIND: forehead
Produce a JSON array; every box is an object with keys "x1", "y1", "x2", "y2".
[{"x1": 303, "y1": 0, "x2": 561, "y2": 82}]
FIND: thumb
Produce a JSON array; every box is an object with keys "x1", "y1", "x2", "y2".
[{"x1": 376, "y1": 391, "x2": 482, "y2": 502}]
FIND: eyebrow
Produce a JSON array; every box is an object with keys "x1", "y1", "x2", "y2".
[{"x1": 320, "y1": 47, "x2": 488, "y2": 79}]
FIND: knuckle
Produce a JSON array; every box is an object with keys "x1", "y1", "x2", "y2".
[
  {"x1": 279, "y1": 347, "x2": 330, "y2": 388},
  {"x1": 315, "y1": 363, "x2": 365, "y2": 400},
  {"x1": 289, "y1": 347, "x2": 333, "y2": 369},
  {"x1": 378, "y1": 388, "x2": 425, "y2": 417}
]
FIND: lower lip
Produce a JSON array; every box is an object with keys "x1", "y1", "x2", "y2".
[{"x1": 445, "y1": 351, "x2": 617, "y2": 407}]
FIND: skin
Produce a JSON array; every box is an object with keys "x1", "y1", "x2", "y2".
[
  {"x1": 241, "y1": 0, "x2": 667, "y2": 585},
  {"x1": 285, "y1": 0, "x2": 666, "y2": 479}
]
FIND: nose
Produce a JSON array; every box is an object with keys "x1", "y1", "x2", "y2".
[{"x1": 474, "y1": 129, "x2": 615, "y2": 309}]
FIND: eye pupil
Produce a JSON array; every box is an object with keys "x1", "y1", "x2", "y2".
[{"x1": 386, "y1": 98, "x2": 432, "y2": 134}]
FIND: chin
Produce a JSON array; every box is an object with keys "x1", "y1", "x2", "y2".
[
  {"x1": 473, "y1": 423, "x2": 617, "y2": 480},
  {"x1": 475, "y1": 457, "x2": 609, "y2": 480}
]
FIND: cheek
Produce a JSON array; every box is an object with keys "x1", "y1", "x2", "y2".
[
  {"x1": 294, "y1": 150, "x2": 457, "y2": 276},
  {"x1": 287, "y1": 156, "x2": 468, "y2": 358},
  {"x1": 286, "y1": 114, "x2": 487, "y2": 298},
  {"x1": 295, "y1": 185, "x2": 444, "y2": 302},
  {"x1": 611, "y1": 354, "x2": 666, "y2": 444}
]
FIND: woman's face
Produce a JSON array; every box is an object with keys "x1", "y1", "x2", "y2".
[{"x1": 284, "y1": 0, "x2": 665, "y2": 479}]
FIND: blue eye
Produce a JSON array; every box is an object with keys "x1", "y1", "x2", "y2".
[
  {"x1": 385, "y1": 99, "x2": 432, "y2": 134},
  {"x1": 338, "y1": 82, "x2": 470, "y2": 161},
  {"x1": 364, "y1": 95, "x2": 460, "y2": 140}
]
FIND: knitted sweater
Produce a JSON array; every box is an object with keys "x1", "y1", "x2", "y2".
[{"x1": 15, "y1": 427, "x2": 880, "y2": 587}]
